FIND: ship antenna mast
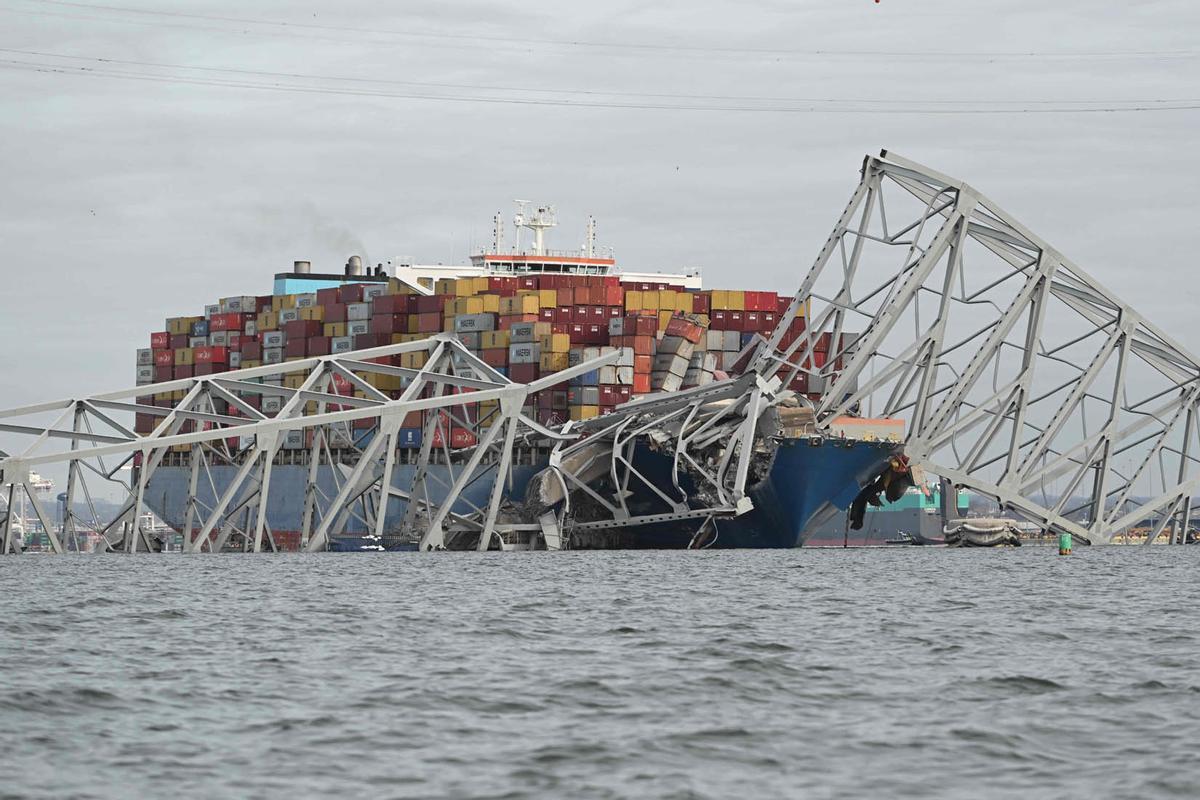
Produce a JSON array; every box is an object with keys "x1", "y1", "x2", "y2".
[
  {"x1": 514, "y1": 200, "x2": 556, "y2": 256},
  {"x1": 492, "y1": 211, "x2": 505, "y2": 255},
  {"x1": 584, "y1": 215, "x2": 596, "y2": 258}
]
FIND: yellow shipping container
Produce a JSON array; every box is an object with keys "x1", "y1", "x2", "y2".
[
  {"x1": 480, "y1": 293, "x2": 500, "y2": 313},
  {"x1": 299, "y1": 305, "x2": 325, "y2": 322},
  {"x1": 154, "y1": 391, "x2": 172, "y2": 403},
  {"x1": 539, "y1": 333, "x2": 571, "y2": 353},
  {"x1": 324, "y1": 322, "x2": 346, "y2": 338},
  {"x1": 624, "y1": 290, "x2": 643, "y2": 312},
  {"x1": 500, "y1": 294, "x2": 539, "y2": 316},
  {"x1": 274, "y1": 294, "x2": 298, "y2": 310},
  {"x1": 171, "y1": 444, "x2": 191, "y2": 453},
  {"x1": 472, "y1": 276, "x2": 489, "y2": 294},
  {"x1": 454, "y1": 296, "x2": 485, "y2": 315},
  {"x1": 641, "y1": 292, "x2": 660, "y2": 312},
  {"x1": 174, "y1": 347, "x2": 194, "y2": 366},
  {"x1": 443, "y1": 315, "x2": 456, "y2": 332},
  {"x1": 240, "y1": 359, "x2": 262, "y2": 369},
  {"x1": 407, "y1": 316, "x2": 420, "y2": 334},
  {"x1": 657, "y1": 290, "x2": 676, "y2": 310},
  {"x1": 171, "y1": 390, "x2": 185, "y2": 402},
  {"x1": 711, "y1": 290, "x2": 745, "y2": 311},
  {"x1": 435, "y1": 278, "x2": 456, "y2": 296},
  {"x1": 538, "y1": 289, "x2": 558, "y2": 308},
  {"x1": 400, "y1": 351, "x2": 428, "y2": 369},
  {"x1": 453, "y1": 277, "x2": 477, "y2": 297},
  {"x1": 257, "y1": 311, "x2": 278, "y2": 331},
  {"x1": 283, "y1": 374, "x2": 305, "y2": 389},
  {"x1": 676, "y1": 293, "x2": 693, "y2": 313},
  {"x1": 658, "y1": 310, "x2": 673, "y2": 330},
  {"x1": 569, "y1": 405, "x2": 600, "y2": 421},
  {"x1": 368, "y1": 373, "x2": 402, "y2": 392},
  {"x1": 540, "y1": 352, "x2": 569, "y2": 372},
  {"x1": 481, "y1": 330, "x2": 510, "y2": 349}
]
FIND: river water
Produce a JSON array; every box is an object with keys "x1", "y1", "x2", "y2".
[{"x1": 2, "y1": 546, "x2": 1198, "y2": 799}]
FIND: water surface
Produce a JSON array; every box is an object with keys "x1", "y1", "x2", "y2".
[{"x1": 3, "y1": 547, "x2": 1198, "y2": 798}]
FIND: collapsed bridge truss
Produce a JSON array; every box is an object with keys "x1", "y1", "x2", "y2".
[
  {"x1": 2, "y1": 151, "x2": 1195, "y2": 551},
  {"x1": 752, "y1": 151, "x2": 1200, "y2": 545}
]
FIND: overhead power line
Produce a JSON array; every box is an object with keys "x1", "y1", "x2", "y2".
[
  {"x1": 9, "y1": 0, "x2": 1200, "y2": 62},
  {"x1": 3, "y1": 48, "x2": 1196, "y2": 108},
  {"x1": 3, "y1": 54, "x2": 1199, "y2": 114}
]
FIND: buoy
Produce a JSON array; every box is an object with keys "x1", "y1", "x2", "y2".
[{"x1": 1058, "y1": 532, "x2": 1072, "y2": 555}]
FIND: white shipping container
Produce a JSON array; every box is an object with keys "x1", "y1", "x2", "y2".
[
  {"x1": 295, "y1": 293, "x2": 317, "y2": 308},
  {"x1": 261, "y1": 331, "x2": 285, "y2": 348},
  {"x1": 282, "y1": 430, "x2": 306, "y2": 450},
  {"x1": 362, "y1": 284, "x2": 386, "y2": 301},
  {"x1": 188, "y1": 336, "x2": 207, "y2": 348},
  {"x1": 331, "y1": 336, "x2": 354, "y2": 353},
  {"x1": 509, "y1": 342, "x2": 541, "y2": 364},
  {"x1": 598, "y1": 366, "x2": 618, "y2": 385},
  {"x1": 228, "y1": 352, "x2": 242, "y2": 368},
  {"x1": 278, "y1": 309, "x2": 300, "y2": 324},
  {"x1": 136, "y1": 348, "x2": 152, "y2": 366},
  {"x1": 210, "y1": 331, "x2": 229, "y2": 346},
  {"x1": 347, "y1": 302, "x2": 371, "y2": 321},
  {"x1": 262, "y1": 396, "x2": 283, "y2": 414},
  {"x1": 346, "y1": 320, "x2": 370, "y2": 337},
  {"x1": 616, "y1": 366, "x2": 634, "y2": 385},
  {"x1": 723, "y1": 331, "x2": 740, "y2": 351},
  {"x1": 652, "y1": 373, "x2": 683, "y2": 392},
  {"x1": 263, "y1": 347, "x2": 283, "y2": 364},
  {"x1": 204, "y1": 303, "x2": 219, "y2": 319},
  {"x1": 244, "y1": 320, "x2": 257, "y2": 337},
  {"x1": 616, "y1": 347, "x2": 634, "y2": 367},
  {"x1": 135, "y1": 365, "x2": 154, "y2": 383}
]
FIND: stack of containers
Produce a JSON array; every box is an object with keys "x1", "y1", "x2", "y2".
[{"x1": 141, "y1": 275, "x2": 820, "y2": 445}]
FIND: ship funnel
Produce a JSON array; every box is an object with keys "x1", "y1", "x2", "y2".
[
  {"x1": 294, "y1": 260, "x2": 311, "y2": 274},
  {"x1": 346, "y1": 255, "x2": 364, "y2": 276}
]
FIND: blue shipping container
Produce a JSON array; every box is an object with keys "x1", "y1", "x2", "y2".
[
  {"x1": 192, "y1": 319, "x2": 210, "y2": 337},
  {"x1": 397, "y1": 428, "x2": 423, "y2": 448}
]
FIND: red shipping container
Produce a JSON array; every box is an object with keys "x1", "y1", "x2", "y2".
[
  {"x1": 762, "y1": 312, "x2": 778, "y2": 331},
  {"x1": 551, "y1": 323, "x2": 570, "y2": 335},
  {"x1": 284, "y1": 319, "x2": 322, "y2": 339},
  {"x1": 354, "y1": 332, "x2": 390, "y2": 349},
  {"x1": 338, "y1": 284, "x2": 365, "y2": 304},
  {"x1": 509, "y1": 363, "x2": 539, "y2": 383},
  {"x1": 743, "y1": 312, "x2": 763, "y2": 332},
  {"x1": 417, "y1": 312, "x2": 441, "y2": 333},
  {"x1": 692, "y1": 293, "x2": 710, "y2": 314},
  {"x1": 194, "y1": 346, "x2": 228, "y2": 364},
  {"x1": 556, "y1": 288, "x2": 573, "y2": 306},
  {"x1": 538, "y1": 308, "x2": 555, "y2": 323},
  {"x1": 607, "y1": 306, "x2": 622, "y2": 318},
  {"x1": 227, "y1": 332, "x2": 242, "y2": 351},
  {"x1": 373, "y1": 294, "x2": 410, "y2": 315},
  {"x1": 568, "y1": 323, "x2": 585, "y2": 342},
  {"x1": 518, "y1": 276, "x2": 538, "y2": 290},
  {"x1": 170, "y1": 333, "x2": 188, "y2": 349},
  {"x1": 588, "y1": 306, "x2": 606, "y2": 322},
  {"x1": 174, "y1": 364, "x2": 194, "y2": 379},
  {"x1": 370, "y1": 313, "x2": 407, "y2": 334},
  {"x1": 242, "y1": 340, "x2": 262, "y2": 360},
  {"x1": 603, "y1": 285, "x2": 623, "y2": 306},
  {"x1": 788, "y1": 373, "x2": 809, "y2": 393},
  {"x1": 415, "y1": 295, "x2": 448, "y2": 314},
  {"x1": 450, "y1": 428, "x2": 477, "y2": 448},
  {"x1": 209, "y1": 312, "x2": 244, "y2": 332},
  {"x1": 150, "y1": 331, "x2": 170, "y2": 349},
  {"x1": 317, "y1": 287, "x2": 339, "y2": 306},
  {"x1": 626, "y1": 315, "x2": 657, "y2": 336},
  {"x1": 324, "y1": 303, "x2": 348, "y2": 323},
  {"x1": 194, "y1": 363, "x2": 226, "y2": 376},
  {"x1": 634, "y1": 355, "x2": 653, "y2": 374},
  {"x1": 632, "y1": 374, "x2": 652, "y2": 394},
  {"x1": 727, "y1": 311, "x2": 745, "y2": 331},
  {"x1": 153, "y1": 349, "x2": 174, "y2": 367},
  {"x1": 308, "y1": 336, "x2": 332, "y2": 356},
  {"x1": 154, "y1": 365, "x2": 173, "y2": 382},
  {"x1": 256, "y1": 295, "x2": 274, "y2": 313},
  {"x1": 571, "y1": 306, "x2": 589, "y2": 324},
  {"x1": 285, "y1": 338, "x2": 308, "y2": 358},
  {"x1": 482, "y1": 348, "x2": 508, "y2": 367},
  {"x1": 628, "y1": 336, "x2": 655, "y2": 356},
  {"x1": 710, "y1": 310, "x2": 729, "y2": 330}
]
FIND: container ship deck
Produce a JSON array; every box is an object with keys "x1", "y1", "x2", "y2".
[{"x1": 132, "y1": 205, "x2": 906, "y2": 551}]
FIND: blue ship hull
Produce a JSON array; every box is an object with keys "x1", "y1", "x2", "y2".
[{"x1": 143, "y1": 437, "x2": 899, "y2": 550}]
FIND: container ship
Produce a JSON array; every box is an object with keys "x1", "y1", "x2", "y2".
[{"x1": 132, "y1": 205, "x2": 906, "y2": 550}]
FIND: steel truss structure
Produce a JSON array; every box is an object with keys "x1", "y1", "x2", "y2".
[
  {"x1": 4, "y1": 151, "x2": 1192, "y2": 552},
  {"x1": 0, "y1": 336, "x2": 623, "y2": 554},
  {"x1": 752, "y1": 151, "x2": 1200, "y2": 545}
]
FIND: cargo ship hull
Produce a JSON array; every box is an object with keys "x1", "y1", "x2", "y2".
[{"x1": 144, "y1": 437, "x2": 900, "y2": 551}]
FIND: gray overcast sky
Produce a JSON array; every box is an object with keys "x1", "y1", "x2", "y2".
[{"x1": 1, "y1": 0, "x2": 1198, "y2": 410}]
